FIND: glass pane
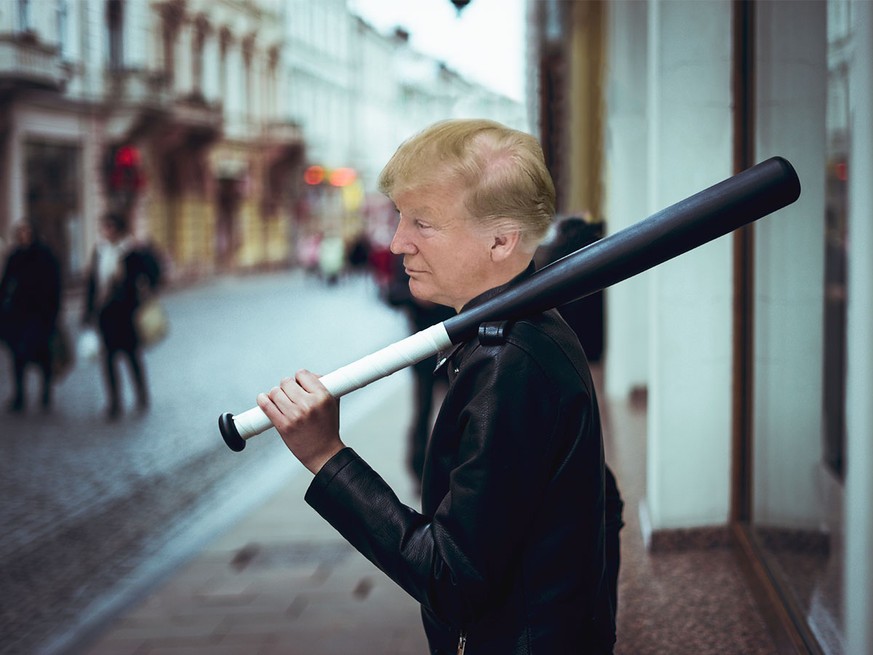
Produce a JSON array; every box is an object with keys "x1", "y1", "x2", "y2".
[{"x1": 751, "y1": 2, "x2": 851, "y2": 653}]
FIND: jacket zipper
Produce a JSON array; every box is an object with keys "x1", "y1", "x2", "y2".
[{"x1": 456, "y1": 631, "x2": 467, "y2": 654}]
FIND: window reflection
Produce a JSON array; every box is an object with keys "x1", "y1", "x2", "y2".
[{"x1": 753, "y1": 2, "x2": 851, "y2": 653}]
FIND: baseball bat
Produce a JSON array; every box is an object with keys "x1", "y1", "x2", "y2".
[{"x1": 219, "y1": 156, "x2": 801, "y2": 452}]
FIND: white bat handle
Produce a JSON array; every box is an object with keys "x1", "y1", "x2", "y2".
[{"x1": 219, "y1": 323, "x2": 453, "y2": 451}]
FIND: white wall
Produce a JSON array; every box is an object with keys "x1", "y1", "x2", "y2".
[
  {"x1": 645, "y1": 0, "x2": 734, "y2": 529},
  {"x1": 752, "y1": 0, "x2": 827, "y2": 529},
  {"x1": 603, "y1": 0, "x2": 650, "y2": 400}
]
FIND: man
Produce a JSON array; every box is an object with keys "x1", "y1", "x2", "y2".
[
  {"x1": 258, "y1": 119, "x2": 617, "y2": 653},
  {"x1": 0, "y1": 220, "x2": 62, "y2": 412}
]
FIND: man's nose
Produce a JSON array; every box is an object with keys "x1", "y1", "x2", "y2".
[{"x1": 389, "y1": 221, "x2": 415, "y2": 255}]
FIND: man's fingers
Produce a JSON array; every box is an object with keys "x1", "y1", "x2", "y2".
[
  {"x1": 257, "y1": 391, "x2": 283, "y2": 424},
  {"x1": 257, "y1": 372, "x2": 333, "y2": 432},
  {"x1": 295, "y1": 369, "x2": 329, "y2": 395},
  {"x1": 258, "y1": 388, "x2": 304, "y2": 438}
]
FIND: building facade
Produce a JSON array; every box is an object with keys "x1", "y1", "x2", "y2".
[{"x1": 1, "y1": 0, "x2": 524, "y2": 283}]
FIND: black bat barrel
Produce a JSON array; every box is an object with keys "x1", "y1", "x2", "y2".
[{"x1": 443, "y1": 156, "x2": 800, "y2": 344}]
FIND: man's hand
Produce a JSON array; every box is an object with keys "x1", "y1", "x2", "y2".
[{"x1": 257, "y1": 369, "x2": 344, "y2": 474}]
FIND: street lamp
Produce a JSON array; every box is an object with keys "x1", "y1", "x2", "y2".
[{"x1": 450, "y1": 0, "x2": 472, "y2": 15}]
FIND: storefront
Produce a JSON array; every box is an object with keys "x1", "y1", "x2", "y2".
[{"x1": 535, "y1": 1, "x2": 872, "y2": 652}]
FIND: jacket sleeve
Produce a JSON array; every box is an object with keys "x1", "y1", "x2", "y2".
[{"x1": 305, "y1": 333, "x2": 582, "y2": 627}]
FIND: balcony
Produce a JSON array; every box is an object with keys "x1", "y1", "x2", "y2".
[
  {"x1": 161, "y1": 93, "x2": 223, "y2": 148},
  {"x1": 103, "y1": 71, "x2": 222, "y2": 149},
  {"x1": 137, "y1": 92, "x2": 223, "y2": 153},
  {"x1": 261, "y1": 119, "x2": 304, "y2": 165},
  {"x1": 262, "y1": 119, "x2": 303, "y2": 145},
  {"x1": 0, "y1": 33, "x2": 66, "y2": 91},
  {"x1": 105, "y1": 68, "x2": 170, "y2": 108}
]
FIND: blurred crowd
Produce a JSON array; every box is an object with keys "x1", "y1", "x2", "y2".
[
  {"x1": 1, "y1": 211, "x2": 606, "y2": 489},
  {"x1": 0, "y1": 214, "x2": 163, "y2": 420}
]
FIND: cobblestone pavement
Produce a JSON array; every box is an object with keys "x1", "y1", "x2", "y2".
[
  {"x1": 73, "y1": 365, "x2": 427, "y2": 655},
  {"x1": 0, "y1": 270, "x2": 412, "y2": 654}
]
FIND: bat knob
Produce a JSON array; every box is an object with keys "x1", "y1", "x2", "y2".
[{"x1": 219, "y1": 412, "x2": 246, "y2": 452}]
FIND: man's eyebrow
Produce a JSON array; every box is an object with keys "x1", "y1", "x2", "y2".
[{"x1": 400, "y1": 204, "x2": 435, "y2": 219}]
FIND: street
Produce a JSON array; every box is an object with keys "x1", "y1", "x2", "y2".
[{"x1": 0, "y1": 270, "x2": 413, "y2": 654}]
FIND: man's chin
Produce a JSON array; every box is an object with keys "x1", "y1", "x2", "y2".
[{"x1": 409, "y1": 281, "x2": 436, "y2": 305}]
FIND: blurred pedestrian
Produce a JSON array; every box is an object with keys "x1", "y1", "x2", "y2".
[
  {"x1": 298, "y1": 231, "x2": 322, "y2": 275},
  {"x1": 83, "y1": 213, "x2": 159, "y2": 420},
  {"x1": 258, "y1": 119, "x2": 618, "y2": 653},
  {"x1": 385, "y1": 252, "x2": 454, "y2": 490},
  {"x1": 347, "y1": 233, "x2": 372, "y2": 276},
  {"x1": 318, "y1": 233, "x2": 345, "y2": 285},
  {"x1": 0, "y1": 219, "x2": 62, "y2": 413},
  {"x1": 536, "y1": 215, "x2": 606, "y2": 362}
]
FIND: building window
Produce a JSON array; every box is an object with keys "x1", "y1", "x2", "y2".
[
  {"x1": 107, "y1": 0, "x2": 124, "y2": 70},
  {"x1": 57, "y1": 0, "x2": 69, "y2": 58},
  {"x1": 219, "y1": 28, "x2": 230, "y2": 108},
  {"x1": 162, "y1": 5, "x2": 181, "y2": 86},
  {"x1": 242, "y1": 36, "x2": 254, "y2": 123},
  {"x1": 193, "y1": 19, "x2": 206, "y2": 99},
  {"x1": 17, "y1": 0, "x2": 32, "y2": 32}
]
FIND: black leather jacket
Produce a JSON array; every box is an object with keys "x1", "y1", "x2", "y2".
[{"x1": 306, "y1": 269, "x2": 615, "y2": 654}]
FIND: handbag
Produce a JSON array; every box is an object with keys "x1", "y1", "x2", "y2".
[
  {"x1": 49, "y1": 324, "x2": 74, "y2": 379},
  {"x1": 134, "y1": 296, "x2": 169, "y2": 347},
  {"x1": 77, "y1": 327, "x2": 101, "y2": 362}
]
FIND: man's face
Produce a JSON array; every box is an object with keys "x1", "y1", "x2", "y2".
[
  {"x1": 389, "y1": 181, "x2": 497, "y2": 312},
  {"x1": 14, "y1": 223, "x2": 33, "y2": 247},
  {"x1": 101, "y1": 221, "x2": 120, "y2": 243}
]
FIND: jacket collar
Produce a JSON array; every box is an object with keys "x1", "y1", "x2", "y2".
[
  {"x1": 458, "y1": 262, "x2": 537, "y2": 314},
  {"x1": 435, "y1": 262, "x2": 537, "y2": 372}
]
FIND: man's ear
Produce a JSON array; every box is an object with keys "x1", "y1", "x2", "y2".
[{"x1": 490, "y1": 230, "x2": 521, "y2": 262}]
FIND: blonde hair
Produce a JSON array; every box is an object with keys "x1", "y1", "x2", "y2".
[{"x1": 378, "y1": 119, "x2": 556, "y2": 250}]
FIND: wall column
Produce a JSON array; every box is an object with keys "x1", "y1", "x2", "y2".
[
  {"x1": 603, "y1": 0, "x2": 649, "y2": 399},
  {"x1": 645, "y1": 0, "x2": 734, "y2": 531}
]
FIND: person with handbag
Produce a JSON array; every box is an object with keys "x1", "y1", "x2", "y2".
[
  {"x1": 0, "y1": 219, "x2": 62, "y2": 413},
  {"x1": 83, "y1": 213, "x2": 160, "y2": 420}
]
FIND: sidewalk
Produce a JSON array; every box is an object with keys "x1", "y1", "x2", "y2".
[
  {"x1": 78, "y1": 382, "x2": 429, "y2": 655},
  {"x1": 57, "y1": 361, "x2": 784, "y2": 655}
]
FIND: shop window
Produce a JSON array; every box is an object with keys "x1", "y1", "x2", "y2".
[{"x1": 822, "y1": 0, "x2": 851, "y2": 481}]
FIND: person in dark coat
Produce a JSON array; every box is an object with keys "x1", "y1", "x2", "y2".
[
  {"x1": 0, "y1": 220, "x2": 62, "y2": 412},
  {"x1": 256, "y1": 119, "x2": 618, "y2": 653},
  {"x1": 83, "y1": 213, "x2": 158, "y2": 420},
  {"x1": 536, "y1": 215, "x2": 606, "y2": 362}
]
